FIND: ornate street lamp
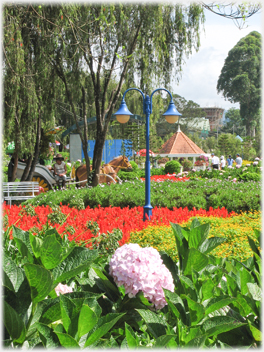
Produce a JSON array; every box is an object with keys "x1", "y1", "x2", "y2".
[{"x1": 114, "y1": 88, "x2": 181, "y2": 221}]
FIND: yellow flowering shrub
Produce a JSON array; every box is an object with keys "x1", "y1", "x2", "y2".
[
  {"x1": 242, "y1": 160, "x2": 253, "y2": 166},
  {"x1": 129, "y1": 211, "x2": 261, "y2": 262}
]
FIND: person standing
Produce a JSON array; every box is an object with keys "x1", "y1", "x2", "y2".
[
  {"x1": 220, "y1": 156, "x2": 226, "y2": 170},
  {"x1": 235, "y1": 153, "x2": 243, "y2": 166},
  {"x1": 53, "y1": 153, "x2": 67, "y2": 189},
  {"x1": 211, "y1": 153, "x2": 220, "y2": 169},
  {"x1": 227, "y1": 155, "x2": 234, "y2": 167}
]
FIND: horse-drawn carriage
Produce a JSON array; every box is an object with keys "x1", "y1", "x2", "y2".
[{"x1": 15, "y1": 156, "x2": 132, "y2": 192}]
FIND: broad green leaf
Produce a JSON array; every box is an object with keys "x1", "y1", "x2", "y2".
[
  {"x1": 159, "y1": 251, "x2": 179, "y2": 282},
  {"x1": 40, "y1": 235, "x2": 63, "y2": 270},
  {"x1": 29, "y1": 232, "x2": 43, "y2": 258},
  {"x1": 186, "y1": 335, "x2": 207, "y2": 347},
  {"x1": 12, "y1": 226, "x2": 33, "y2": 255},
  {"x1": 248, "y1": 321, "x2": 262, "y2": 341},
  {"x1": 247, "y1": 283, "x2": 261, "y2": 301},
  {"x1": 164, "y1": 289, "x2": 186, "y2": 323},
  {"x1": 84, "y1": 313, "x2": 125, "y2": 347},
  {"x1": 226, "y1": 274, "x2": 239, "y2": 297},
  {"x1": 125, "y1": 322, "x2": 138, "y2": 348},
  {"x1": 60, "y1": 294, "x2": 77, "y2": 333},
  {"x1": 184, "y1": 248, "x2": 208, "y2": 275},
  {"x1": 188, "y1": 223, "x2": 210, "y2": 249},
  {"x1": 4, "y1": 301, "x2": 26, "y2": 344},
  {"x1": 13, "y1": 237, "x2": 34, "y2": 263},
  {"x1": 24, "y1": 264, "x2": 53, "y2": 303},
  {"x1": 91, "y1": 266, "x2": 120, "y2": 300},
  {"x1": 203, "y1": 296, "x2": 236, "y2": 315},
  {"x1": 190, "y1": 217, "x2": 201, "y2": 229},
  {"x1": 51, "y1": 247, "x2": 98, "y2": 286},
  {"x1": 78, "y1": 304, "x2": 98, "y2": 338},
  {"x1": 170, "y1": 222, "x2": 189, "y2": 272},
  {"x1": 136, "y1": 291, "x2": 152, "y2": 306},
  {"x1": 36, "y1": 322, "x2": 60, "y2": 348},
  {"x1": 202, "y1": 316, "x2": 246, "y2": 337},
  {"x1": 3, "y1": 255, "x2": 24, "y2": 292},
  {"x1": 247, "y1": 235, "x2": 260, "y2": 257},
  {"x1": 155, "y1": 335, "x2": 175, "y2": 347},
  {"x1": 201, "y1": 279, "x2": 215, "y2": 300},
  {"x1": 136, "y1": 309, "x2": 166, "y2": 338},
  {"x1": 3, "y1": 271, "x2": 15, "y2": 292},
  {"x1": 240, "y1": 267, "x2": 254, "y2": 295},
  {"x1": 55, "y1": 332, "x2": 79, "y2": 348},
  {"x1": 179, "y1": 275, "x2": 195, "y2": 290},
  {"x1": 198, "y1": 237, "x2": 226, "y2": 255},
  {"x1": 184, "y1": 296, "x2": 205, "y2": 325}
]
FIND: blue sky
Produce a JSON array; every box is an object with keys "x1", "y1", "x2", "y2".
[{"x1": 172, "y1": 5, "x2": 262, "y2": 111}]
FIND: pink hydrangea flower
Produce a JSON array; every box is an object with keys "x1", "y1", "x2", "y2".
[
  {"x1": 109, "y1": 243, "x2": 174, "y2": 310},
  {"x1": 253, "y1": 161, "x2": 258, "y2": 165},
  {"x1": 236, "y1": 164, "x2": 241, "y2": 168},
  {"x1": 55, "y1": 283, "x2": 73, "y2": 296}
]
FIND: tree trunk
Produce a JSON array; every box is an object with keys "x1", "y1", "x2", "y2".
[
  {"x1": 91, "y1": 130, "x2": 106, "y2": 187},
  {"x1": 21, "y1": 155, "x2": 33, "y2": 181},
  {"x1": 82, "y1": 86, "x2": 90, "y2": 184},
  {"x1": 26, "y1": 110, "x2": 42, "y2": 181}
]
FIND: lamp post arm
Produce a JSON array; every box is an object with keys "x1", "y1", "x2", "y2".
[
  {"x1": 150, "y1": 88, "x2": 173, "y2": 114},
  {"x1": 121, "y1": 88, "x2": 145, "y2": 101}
]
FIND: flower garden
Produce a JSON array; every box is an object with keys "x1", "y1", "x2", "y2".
[{"x1": 3, "y1": 162, "x2": 262, "y2": 348}]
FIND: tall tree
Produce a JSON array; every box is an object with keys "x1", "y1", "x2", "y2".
[
  {"x1": 217, "y1": 31, "x2": 261, "y2": 137},
  {"x1": 36, "y1": 3, "x2": 205, "y2": 186}
]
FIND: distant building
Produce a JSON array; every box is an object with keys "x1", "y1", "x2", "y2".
[
  {"x1": 178, "y1": 117, "x2": 210, "y2": 133},
  {"x1": 201, "y1": 107, "x2": 224, "y2": 131}
]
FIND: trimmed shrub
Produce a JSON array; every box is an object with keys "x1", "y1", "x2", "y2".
[{"x1": 164, "y1": 160, "x2": 181, "y2": 174}]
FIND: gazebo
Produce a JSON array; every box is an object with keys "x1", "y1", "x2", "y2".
[{"x1": 159, "y1": 125, "x2": 206, "y2": 165}]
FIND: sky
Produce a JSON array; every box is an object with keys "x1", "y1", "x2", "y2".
[{"x1": 172, "y1": 5, "x2": 262, "y2": 112}]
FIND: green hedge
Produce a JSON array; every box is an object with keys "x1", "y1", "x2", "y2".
[{"x1": 24, "y1": 178, "x2": 261, "y2": 213}]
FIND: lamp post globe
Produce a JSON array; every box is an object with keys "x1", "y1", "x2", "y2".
[{"x1": 114, "y1": 88, "x2": 181, "y2": 221}]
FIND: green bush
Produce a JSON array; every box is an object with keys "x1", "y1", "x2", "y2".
[
  {"x1": 129, "y1": 160, "x2": 139, "y2": 171},
  {"x1": 164, "y1": 160, "x2": 181, "y2": 174}
]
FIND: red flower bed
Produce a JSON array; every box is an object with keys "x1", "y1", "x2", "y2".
[
  {"x1": 140, "y1": 175, "x2": 190, "y2": 182},
  {"x1": 3, "y1": 203, "x2": 236, "y2": 246}
]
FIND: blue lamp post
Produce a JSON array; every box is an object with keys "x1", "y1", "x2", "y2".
[{"x1": 114, "y1": 88, "x2": 181, "y2": 221}]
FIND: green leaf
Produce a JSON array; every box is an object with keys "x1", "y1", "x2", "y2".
[
  {"x1": 247, "y1": 235, "x2": 260, "y2": 256},
  {"x1": 202, "y1": 316, "x2": 246, "y2": 337},
  {"x1": 247, "y1": 283, "x2": 261, "y2": 301},
  {"x1": 189, "y1": 222, "x2": 210, "y2": 249},
  {"x1": 156, "y1": 335, "x2": 175, "y2": 347},
  {"x1": 136, "y1": 309, "x2": 166, "y2": 338},
  {"x1": 60, "y1": 294, "x2": 77, "y2": 333},
  {"x1": 179, "y1": 275, "x2": 195, "y2": 290},
  {"x1": 55, "y1": 332, "x2": 80, "y2": 348},
  {"x1": 84, "y1": 313, "x2": 125, "y2": 347},
  {"x1": 40, "y1": 234, "x2": 64, "y2": 270},
  {"x1": 51, "y1": 247, "x2": 98, "y2": 286},
  {"x1": 125, "y1": 322, "x2": 138, "y2": 348},
  {"x1": 12, "y1": 226, "x2": 33, "y2": 255},
  {"x1": 248, "y1": 321, "x2": 262, "y2": 341},
  {"x1": 78, "y1": 304, "x2": 98, "y2": 338},
  {"x1": 203, "y1": 296, "x2": 236, "y2": 315},
  {"x1": 24, "y1": 263, "x2": 53, "y2": 303},
  {"x1": 3, "y1": 255, "x2": 24, "y2": 292},
  {"x1": 185, "y1": 334, "x2": 207, "y2": 347},
  {"x1": 198, "y1": 237, "x2": 226, "y2": 255},
  {"x1": 164, "y1": 289, "x2": 186, "y2": 322},
  {"x1": 13, "y1": 237, "x2": 34, "y2": 263},
  {"x1": 4, "y1": 301, "x2": 26, "y2": 344},
  {"x1": 184, "y1": 296, "x2": 205, "y2": 325},
  {"x1": 91, "y1": 266, "x2": 120, "y2": 300},
  {"x1": 29, "y1": 232, "x2": 43, "y2": 258},
  {"x1": 36, "y1": 322, "x2": 60, "y2": 348},
  {"x1": 184, "y1": 248, "x2": 208, "y2": 275},
  {"x1": 3, "y1": 271, "x2": 15, "y2": 292},
  {"x1": 136, "y1": 291, "x2": 152, "y2": 306}
]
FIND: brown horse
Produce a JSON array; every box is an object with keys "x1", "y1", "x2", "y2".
[{"x1": 75, "y1": 156, "x2": 132, "y2": 187}]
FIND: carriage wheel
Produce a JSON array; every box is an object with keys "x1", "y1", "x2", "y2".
[{"x1": 32, "y1": 176, "x2": 51, "y2": 193}]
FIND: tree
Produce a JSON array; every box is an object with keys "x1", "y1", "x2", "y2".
[
  {"x1": 202, "y1": 3, "x2": 261, "y2": 29},
  {"x1": 35, "y1": 3, "x2": 205, "y2": 186},
  {"x1": 217, "y1": 31, "x2": 261, "y2": 137},
  {"x1": 3, "y1": 5, "x2": 58, "y2": 181},
  {"x1": 217, "y1": 134, "x2": 232, "y2": 156}
]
